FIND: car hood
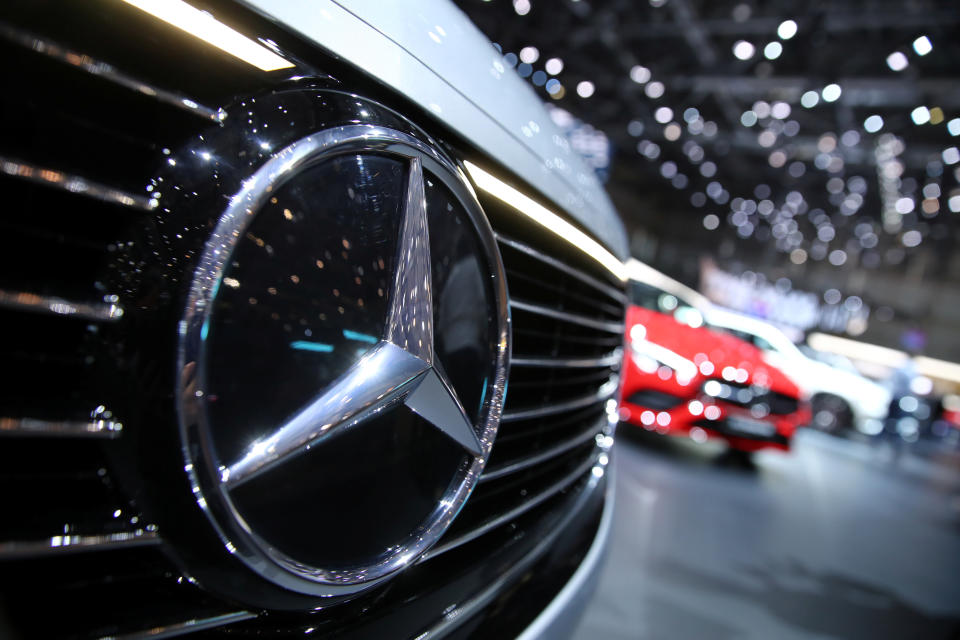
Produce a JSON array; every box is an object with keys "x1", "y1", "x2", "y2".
[{"x1": 242, "y1": 0, "x2": 628, "y2": 259}]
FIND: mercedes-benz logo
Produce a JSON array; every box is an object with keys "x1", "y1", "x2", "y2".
[
  {"x1": 177, "y1": 125, "x2": 509, "y2": 597},
  {"x1": 224, "y1": 157, "x2": 482, "y2": 487}
]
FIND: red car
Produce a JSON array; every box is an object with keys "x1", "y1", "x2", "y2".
[{"x1": 620, "y1": 305, "x2": 810, "y2": 452}]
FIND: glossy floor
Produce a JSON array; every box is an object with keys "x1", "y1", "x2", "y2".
[{"x1": 574, "y1": 428, "x2": 960, "y2": 640}]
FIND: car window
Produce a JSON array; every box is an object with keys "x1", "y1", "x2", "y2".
[{"x1": 753, "y1": 335, "x2": 776, "y2": 352}]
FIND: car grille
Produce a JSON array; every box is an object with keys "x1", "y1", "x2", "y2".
[
  {"x1": 705, "y1": 379, "x2": 800, "y2": 415},
  {"x1": 625, "y1": 389, "x2": 686, "y2": 411},
  {"x1": 430, "y1": 231, "x2": 624, "y2": 554},
  {"x1": 0, "y1": 11, "x2": 625, "y2": 640}
]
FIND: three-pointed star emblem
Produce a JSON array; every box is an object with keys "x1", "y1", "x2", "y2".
[{"x1": 223, "y1": 157, "x2": 482, "y2": 489}]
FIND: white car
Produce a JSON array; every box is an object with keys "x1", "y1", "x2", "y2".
[{"x1": 705, "y1": 309, "x2": 890, "y2": 434}]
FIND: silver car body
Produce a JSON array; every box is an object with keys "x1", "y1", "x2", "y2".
[{"x1": 245, "y1": 0, "x2": 628, "y2": 259}]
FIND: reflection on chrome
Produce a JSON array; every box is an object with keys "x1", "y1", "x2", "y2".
[
  {"x1": 0, "y1": 155, "x2": 156, "y2": 211},
  {"x1": 0, "y1": 23, "x2": 224, "y2": 122},
  {"x1": 386, "y1": 158, "x2": 435, "y2": 363},
  {"x1": 0, "y1": 416, "x2": 122, "y2": 439},
  {"x1": 496, "y1": 234, "x2": 628, "y2": 306},
  {"x1": 0, "y1": 529, "x2": 159, "y2": 559},
  {"x1": 465, "y1": 160, "x2": 627, "y2": 281},
  {"x1": 99, "y1": 611, "x2": 256, "y2": 639},
  {"x1": 289, "y1": 340, "x2": 334, "y2": 353},
  {"x1": 120, "y1": 0, "x2": 295, "y2": 72},
  {"x1": 0, "y1": 289, "x2": 124, "y2": 321},
  {"x1": 342, "y1": 329, "x2": 379, "y2": 345},
  {"x1": 224, "y1": 340, "x2": 430, "y2": 487}
]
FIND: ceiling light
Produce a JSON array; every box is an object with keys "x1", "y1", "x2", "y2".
[
  {"x1": 764, "y1": 42, "x2": 783, "y2": 59},
  {"x1": 752, "y1": 101, "x2": 771, "y2": 118},
  {"x1": 902, "y1": 230, "x2": 922, "y2": 247},
  {"x1": 800, "y1": 91, "x2": 819, "y2": 108},
  {"x1": 943, "y1": 147, "x2": 960, "y2": 165},
  {"x1": 886, "y1": 51, "x2": 908, "y2": 71},
  {"x1": 913, "y1": 35, "x2": 932, "y2": 56},
  {"x1": 513, "y1": 0, "x2": 531, "y2": 16},
  {"x1": 645, "y1": 81, "x2": 665, "y2": 98},
  {"x1": 758, "y1": 130, "x2": 777, "y2": 147},
  {"x1": 740, "y1": 110, "x2": 758, "y2": 127},
  {"x1": 519, "y1": 46, "x2": 539, "y2": 64},
  {"x1": 654, "y1": 107, "x2": 673, "y2": 123},
  {"x1": 771, "y1": 101, "x2": 791, "y2": 119},
  {"x1": 545, "y1": 57, "x2": 564, "y2": 75},
  {"x1": 895, "y1": 197, "x2": 915, "y2": 214},
  {"x1": 828, "y1": 249, "x2": 847, "y2": 266},
  {"x1": 929, "y1": 107, "x2": 944, "y2": 125},
  {"x1": 863, "y1": 115, "x2": 884, "y2": 133},
  {"x1": 732, "y1": 40, "x2": 755, "y2": 60},
  {"x1": 821, "y1": 84, "x2": 842, "y2": 102},
  {"x1": 777, "y1": 19, "x2": 798, "y2": 40},
  {"x1": 576, "y1": 81, "x2": 595, "y2": 98},
  {"x1": 911, "y1": 106, "x2": 931, "y2": 125},
  {"x1": 630, "y1": 65, "x2": 651, "y2": 83},
  {"x1": 120, "y1": 0, "x2": 294, "y2": 71}
]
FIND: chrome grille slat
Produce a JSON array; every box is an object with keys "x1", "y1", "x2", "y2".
[
  {"x1": 0, "y1": 289, "x2": 124, "y2": 321},
  {"x1": 495, "y1": 233, "x2": 627, "y2": 305},
  {"x1": 505, "y1": 266, "x2": 624, "y2": 319},
  {"x1": 417, "y1": 456, "x2": 606, "y2": 639},
  {"x1": 0, "y1": 155, "x2": 156, "y2": 211},
  {"x1": 514, "y1": 325, "x2": 622, "y2": 346},
  {"x1": 0, "y1": 416, "x2": 123, "y2": 438},
  {"x1": 480, "y1": 418, "x2": 604, "y2": 482},
  {"x1": 421, "y1": 451, "x2": 597, "y2": 561},
  {"x1": 510, "y1": 299, "x2": 625, "y2": 334},
  {"x1": 104, "y1": 611, "x2": 257, "y2": 640},
  {"x1": 0, "y1": 22, "x2": 223, "y2": 122},
  {"x1": 510, "y1": 350, "x2": 622, "y2": 368},
  {"x1": 0, "y1": 529, "x2": 160, "y2": 559},
  {"x1": 493, "y1": 404, "x2": 601, "y2": 445},
  {"x1": 431, "y1": 228, "x2": 623, "y2": 560},
  {"x1": 419, "y1": 227, "x2": 623, "y2": 575},
  {"x1": 501, "y1": 376, "x2": 619, "y2": 422}
]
